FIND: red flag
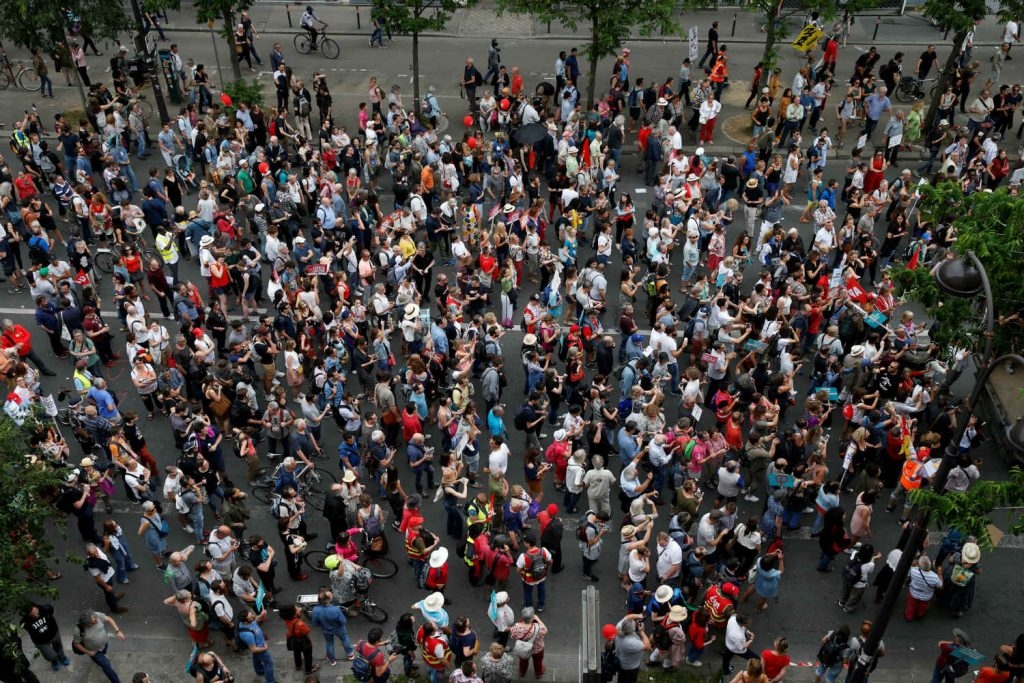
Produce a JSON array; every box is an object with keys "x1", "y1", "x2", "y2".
[
  {"x1": 907, "y1": 243, "x2": 921, "y2": 270},
  {"x1": 845, "y1": 277, "x2": 869, "y2": 303}
]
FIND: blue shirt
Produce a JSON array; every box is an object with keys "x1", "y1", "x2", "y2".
[
  {"x1": 617, "y1": 428, "x2": 638, "y2": 467},
  {"x1": 311, "y1": 603, "x2": 348, "y2": 635},
  {"x1": 487, "y1": 408, "x2": 506, "y2": 438},
  {"x1": 865, "y1": 93, "x2": 891, "y2": 120},
  {"x1": 236, "y1": 620, "x2": 266, "y2": 649},
  {"x1": 87, "y1": 387, "x2": 119, "y2": 420}
]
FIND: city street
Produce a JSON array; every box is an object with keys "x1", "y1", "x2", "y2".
[{"x1": 3, "y1": 3, "x2": 1023, "y2": 682}]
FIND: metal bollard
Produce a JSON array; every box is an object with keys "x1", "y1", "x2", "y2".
[
  {"x1": 356, "y1": 5, "x2": 361, "y2": 29},
  {"x1": 285, "y1": 4, "x2": 293, "y2": 28},
  {"x1": 731, "y1": 13, "x2": 737, "y2": 36},
  {"x1": 873, "y1": 16, "x2": 880, "y2": 40}
]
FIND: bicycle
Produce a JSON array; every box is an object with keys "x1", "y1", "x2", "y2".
[
  {"x1": 250, "y1": 462, "x2": 336, "y2": 511},
  {"x1": 895, "y1": 71, "x2": 943, "y2": 104},
  {"x1": 304, "y1": 533, "x2": 398, "y2": 579},
  {"x1": 0, "y1": 50, "x2": 39, "y2": 91},
  {"x1": 293, "y1": 26, "x2": 340, "y2": 60},
  {"x1": 296, "y1": 587, "x2": 388, "y2": 623},
  {"x1": 93, "y1": 221, "x2": 161, "y2": 274}
]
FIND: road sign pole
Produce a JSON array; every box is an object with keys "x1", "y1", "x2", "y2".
[
  {"x1": 127, "y1": 0, "x2": 170, "y2": 122},
  {"x1": 208, "y1": 21, "x2": 225, "y2": 90},
  {"x1": 873, "y1": 16, "x2": 880, "y2": 40}
]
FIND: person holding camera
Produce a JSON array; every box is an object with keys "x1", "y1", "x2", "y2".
[{"x1": 613, "y1": 614, "x2": 652, "y2": 683}]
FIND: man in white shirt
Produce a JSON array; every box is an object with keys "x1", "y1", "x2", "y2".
[
  {"x1": 655, "y1": 532, "x2": 683, "y2": 583},
  {"x1": 814, "y1": 220, "x2": 836, "y2": 254},
  {"x1": 564, "y1": 450, "x2": 586, "y2": 513},
  {"x1": 487, "y1": 436, "x2": 510, "y2": 477}
]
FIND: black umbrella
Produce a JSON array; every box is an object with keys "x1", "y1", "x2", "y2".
[{"x1": 512, "y1": 123, "x2": 548, "y2": 145}]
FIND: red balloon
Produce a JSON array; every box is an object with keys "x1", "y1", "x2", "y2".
[
  {"x1": 499, "y1": 98, "x2": 511, "y2": 111},
  {"x1": 219, "y1": 93, "x2": 232, "y2": 106},
  {"x1": 602, "y1": 624, "x2": 617, "y2": 640},
  {"x1": 467, "y1": 137, "x2": 478, "y2": 149},
  {"x1": 258, "y1": 162, "x2": 270, "y2": 174},
  {"x1": 463, "y1": 114, "x2": 474, "y2": 127}
]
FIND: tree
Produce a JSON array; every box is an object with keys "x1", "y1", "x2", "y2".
[
  {"x1": 495, "y1": 0, "x2": 680, "y2": 109},
  {"x1": 372, "y1": 0, "x2": 470, "y2": 114},
  {"x1": 919, "y1": 0, "x2": 1024, "y2": 129},
  {"x1": 911, "y1": 466, "x2": 1024, "y2": 548},
  {"x1": 193, "y1": 0, "x2": 255, "y2": 81},
  {"x1": 891, "y1": 181, "x2": 1024, "y2": 357},
  {"x1": 0, "y1": 416, "x2": 69, "y2": 623},
  {"x1": 749, "y1": 0, "x2": 877, "y2": 80},
  {"x1": 0, "y1": 0, "x2": 178, "y2": 52}
]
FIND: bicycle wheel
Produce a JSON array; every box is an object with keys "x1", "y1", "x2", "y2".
[
  {"x1": 250, "y1": 485, "x2": 276, "y2": 504},
  {"x1": 141, "y1": 248, "x2": 163, "y2": 266},
  {"x1": 362, "y1": 554, "x2": 398, "y2": 579},
  {"x1": 137, "y1": 99, "x2": 154, "y2": 118},
  {"x1": 305, "y1": 467, "x2": 337, "y2": 492},
  {"x1": 360, "y1": 600, "x2": 388, "y2": 623},
  {"x1": 435, "y1": 114, "x2": 450, "y2": 134},
  {"x1": 18, "y1": 68, "x2": 39, "y2": 91},
  {"x1": 294, "y1": 34, "x2": 313, "y2": 55},
  {"x1": 894, "y1": 77, "x2": 917, "y2": 104},
  {"x1": 303, "y1": 487, "x2": 326, "y2": 511},
  {"x1": 94, "y1": 251, "x2": 117, "y2": 274},
  {"x1": 57, "y1": 408, "x2": 73, "y2": 426},
  {"x1": 320, "y1": 38, "x2": 340, "y2": 60},
  {"x1": 0, "y1": 70, "x2": 11, "y2": 90},
  {"x1": 304, "y1": 549, "x2": 332, "y2": 573}
]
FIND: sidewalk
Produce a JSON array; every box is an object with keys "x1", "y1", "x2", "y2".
[{"x1": 172, "y1": 0, "x2": 1010, "y2": 46}]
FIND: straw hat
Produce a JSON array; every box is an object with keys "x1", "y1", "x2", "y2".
[
  {"x1": 422, "y1": 591, "x2": 446, "y2": 612},
  {"x1": 429, "y1": 547, "x2": 449, "y2": 568}
]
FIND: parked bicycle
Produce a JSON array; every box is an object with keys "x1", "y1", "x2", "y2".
[
  {"x1": 250, "y1": 461, "x2": 336, "y2": 511},
  {"x1": 895, "y1": 70, "x2": 945, "y2": 104},
  {"x1": 293, "y1": 26, "x2": 340, "y2": 60},
  {"x1": 0, "y1": 50, "x2": 39, "y2": 91},
  {"x1": 304, "y1": 532, "x2": 398, "y2": 579},
  {"x1": 93, "y1": 220, "x2": 161, "y2": 274}
]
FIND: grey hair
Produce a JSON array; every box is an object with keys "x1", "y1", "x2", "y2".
[
  {"x1": 917, "y1": 556, "x2": 932, "y2": 571},
  {"x1": 520, "y1": 607, "x2": 535, "y2": 621}
]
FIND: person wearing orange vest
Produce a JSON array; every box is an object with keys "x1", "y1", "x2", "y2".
[
  {"x1": 702, "y1": 581, "x2": 738, "y2": 629},
  {"x1": 709, "y1": 51, "x2": 729, "y2": 97},
  {"x1": 404, "y1": 515, "x2": 438, "y2": 589},
  {"x1": 416, "y1": 621, "x2": 452, "y2": 680},
  {"x1": 887, "y1": 447, "x2": 929, "y2": 523}
]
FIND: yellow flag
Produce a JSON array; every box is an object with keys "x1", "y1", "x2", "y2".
[{"x1": 791, "y1": 25, "x2": 825, "y2": 52}]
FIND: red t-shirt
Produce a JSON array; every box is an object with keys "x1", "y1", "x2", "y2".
[
  {"x1": 761, "y1": 649, "x2": 791, "y2": 679},
  {"x1": 975, "y1": 667, "x2": 1011, "y2": 683}
]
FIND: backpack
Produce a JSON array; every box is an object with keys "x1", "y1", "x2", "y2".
[
  {"x1": 234, "y1": 620, "x2": 255, "y2": 651},
  {"x1": 943, "y1": 653, "x2": 970, "y2": 678},
  {"x1": 627, "y1": 87, "x2": 640, "y2": 108},
  {"x1": 352, "y1": 641, "x2": 380, "y2": 682},
  {"x1": 523, "y1": 549, "x2": 548, "y2": 580},
  {"x1": 576, "y1": 514, "x2": 595, "y2": 543},
  {"x1": 842, "y1": 556, "x2": 861, "y2": 583},
  {"x1": 363, "y1": 505, "x2": 383, "y2": 538},
  {"x1": 297, "y1": 94, "x2": 311, "y2": 117},
  {"x1": 651, "y1": 619, "x2": 673, "y2": 650},
  {"x1": 817, "y1": 633, "x2": 845, "y2": 667},
  {"x1": 600, "y1": 644, "x2": 621, "y2": 682},
  {"x1": 513, "y1": 403, "x2": 529, "y2": 430}
]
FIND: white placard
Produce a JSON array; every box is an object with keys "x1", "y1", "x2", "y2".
[
  {"x1": 688, "y1": 26, "x2": 699, "y2": 63},
  {"x1": 691, "y1": 404, "x2": 703, "y2": 423},
  {"x1": 856, "y1": 134, "x2": 868, "y2": 150},
  {"x1": 888, "y1": 133, "x2": 902, "y2": 148}
]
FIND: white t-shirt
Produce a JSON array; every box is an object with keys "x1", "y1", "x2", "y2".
[
  {"x1": 656, "y1": 539, "x2": 683, "y2": 578},
  {"x1": 199, "y1": 247, "x2": 215, "y2": 278},
  {"x1": 488, "y1": 443, "x2": 510, "y2": 476}
]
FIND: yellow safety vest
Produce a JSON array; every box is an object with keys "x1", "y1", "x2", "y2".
[
  {"x1": 155, "y1": 232, "x2": 179, "y2": 264},
  {"x1": 73, "y1": 369, "x2": 93, "y2": 394}
]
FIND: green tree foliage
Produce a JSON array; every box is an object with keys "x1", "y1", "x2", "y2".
[
  {"x1": 193, "y1": 0, "x2": 255, "y2": 81},
  {"x1": 495, "y1": 0, "x2": 680, "y2": 109},
  {"x1": 0, "y1": 417, "x2": 69, "y2": 622},
  {"x1": 920, "y1": 0, "x2": 1024, "y2": 128},
  {"x1": 222, "y1": 78, "x2": 265, "y2": 110},
  {"x1": 891, "y1": 181, "x2": 1024, "y2": 356},
  {"x1": 911, "y1": 466, "x2": 1024, "y2": 548},
  {"x1": 750, "y1": 0, "x2": 877, "y2": 77},
  {"x1": 371, "y1": 0, "x2": 472, "y2": 111},
  {"x1": 0, "y1": 0, "x2": 178, "y2": 52}
]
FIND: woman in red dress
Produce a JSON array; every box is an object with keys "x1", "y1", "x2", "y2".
[{"x1": 863, "y1": 149, "x2": 888, "y2": 195}]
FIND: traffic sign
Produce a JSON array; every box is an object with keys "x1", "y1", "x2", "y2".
[
  {"x1": 791, "y1": 25, "x2": 824, "y2": 52},
  {"x1": 688, "y1": 26, "x2": 699, "y2": 62}
]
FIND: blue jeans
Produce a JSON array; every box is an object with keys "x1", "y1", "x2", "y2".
[
  {"x1": 188, "y1": 506, "x2": 205, "y2": 543},
  {"x1": 816, "y1": 661, "x2": 844, "y2": 683},
  {"x1": 91, "y1": 646, "x2": 121, "y2": 683},
  {"x1": 111, "y1": 543, "x2": 135, "y2": 583},
  {"x1": 323, "y1": 630, "x2": 354, "y2": 662},
  {"x1": 120, "y1": 164, "x2": 137, "y2": 192},
  {"x1": 523, "y1": 580, "x2": 547, "y2": 610},
  {"x1": 136, "y1": 131, "x2": 148, "y2": 158},
  {"x1": 40, "y1": 73, "x2": 54, "y2": 97},
  {"x1": 818, "y1": 550, "x2": 837, "y2": 572},
  {"x1": 811, "y1": 511, "x2": 826, "y2": 535},
  {"x1": 563, "y1": 489, "x2": 581, "y2": 513},
  {"x1": 686, "y1": 643, "x2": 704, "y2": 663},
  {"x1": 252, "y1": 649, "x2": 276, "y2": 683},
  {"x1": 429, "y1": 667, "x2": 445, "y2": 683}
]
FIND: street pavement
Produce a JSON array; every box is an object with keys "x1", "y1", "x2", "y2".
[{"x1": 4, "y1": 4, "x2": 1024, "y2": 682}]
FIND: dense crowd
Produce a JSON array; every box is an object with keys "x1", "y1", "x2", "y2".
[{"x1": 4, "y1": 12, "x2": 1024, "y2": 683}]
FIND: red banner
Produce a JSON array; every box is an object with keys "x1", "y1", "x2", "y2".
[{"x1": 845, "y1": 277, "x2": 869, "y2": 303}]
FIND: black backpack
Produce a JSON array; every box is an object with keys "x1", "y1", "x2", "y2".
[
  {"x1": 818, "y1": 633, "x2": 845, "y2": 667},
  {"x1": 651, "y1": 619, "x2": 673, "y2": 650},
  {"x1": 943, "y1": 653, "x2": 970, "y2": 678},
  {"x1": 842, "y1": 556, "x2": 862, "y2": 583},
  {"x1": 513, "y1": 403, "x2": 530, "y2": 430}
]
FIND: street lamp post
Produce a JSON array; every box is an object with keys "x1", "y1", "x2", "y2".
[
  {"x1": 848, "y1": 251, "x2": 1020, "y2": 683},
  {"x1": 126, "y1": 0, "x2": 171, "y2": 123}
]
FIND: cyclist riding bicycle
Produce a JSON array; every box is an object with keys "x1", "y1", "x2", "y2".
[
  {"x1": 326, "y1": 555, "x2": 372, "y2": 610},
  {"x1": 300, "y1": 5, "x2": 324, "y2": 49}
]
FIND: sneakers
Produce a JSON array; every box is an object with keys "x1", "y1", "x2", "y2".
[
  {"x1": 183, "y1": 525, "x2": 194, "y2": 534},
  {"x1": 744, "y1": 494, "x2": 760, "y2": 502},
  {"x1": 687, "y1": 660, "x2": 703, "y2": 667}
]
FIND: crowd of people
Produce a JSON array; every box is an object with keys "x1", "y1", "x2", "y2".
[{"x1": 4, "y1": 8, "x2": 1024, "y2": 683}]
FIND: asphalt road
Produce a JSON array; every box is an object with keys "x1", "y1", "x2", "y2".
[{"x1": 5, "y1": 8, "x2": 1024, "y2": 683}]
